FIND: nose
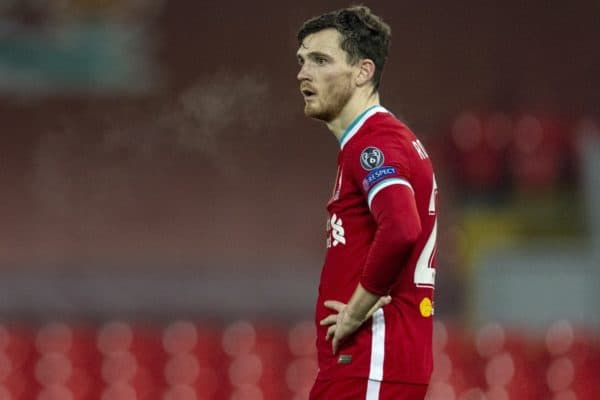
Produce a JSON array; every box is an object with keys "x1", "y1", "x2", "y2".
[{"x1": 297, "y1": 63, "x2": 311, "y2": 82}]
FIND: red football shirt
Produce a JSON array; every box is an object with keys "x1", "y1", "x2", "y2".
[{"x1": 316, "y1": 105, "x2": 438, "y2": 384}]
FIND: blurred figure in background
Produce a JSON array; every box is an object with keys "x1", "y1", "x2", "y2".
[{"x1": 296, "y1": 6, "x2": 439, "y2": 400}]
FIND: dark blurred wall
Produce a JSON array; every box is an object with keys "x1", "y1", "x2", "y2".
[{"x1": 1, "y1": 0, "x2": 599, "y2": 272}]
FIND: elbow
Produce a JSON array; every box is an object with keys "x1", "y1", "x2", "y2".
[
  {"x1": 400, "y1": 224, "x2": 422, "y2": 247},
  {"x1": 380, "y1": 221, "x2": 422, "y2": 249},
  {"x1": 388, "y1": 216, "x2": 422, "y2": 247}
]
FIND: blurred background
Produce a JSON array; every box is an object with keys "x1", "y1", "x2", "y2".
[{"x1": 1, "y1": 0, "x2": 599, "y2": 399}]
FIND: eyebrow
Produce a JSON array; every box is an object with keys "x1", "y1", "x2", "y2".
[{"x1": 296, "y1": 51, "x2": 332, "y2": 61}]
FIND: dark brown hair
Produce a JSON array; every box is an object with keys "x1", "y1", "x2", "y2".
[{"x1": 297, "y1": 6, "x2": 391, "y2": 91}]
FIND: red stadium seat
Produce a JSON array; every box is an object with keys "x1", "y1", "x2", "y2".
[
  {"x1": 163, "y1": 321, "x2": 198, "y2": 356},
  {"x1": 502, "y1": 329, "x2": 543, "y2": 399},
  {"x1": 97, "y1": 322, "x2": 134, "y2": 356},
  {"x1": 101, "y1": 351, "x2": 138, "y2": 385},
  {"x1": 475, "y1": 322, "x2": 506, "y2": 359},
  {"x1": 444, "y1": 323, "x2": 482, "y2": 392},
  {"x1": 0, "y1": 385, "x2": 11, "y2": 400},
  {"x1": 227, "y1": 352, "x2": 262, "y2": 388},
  {"x1": 35, "y1": 323, "x2": 72, "y2": 355},
  {"x1": 254, "y1": 323, "x2": 293, "y2": 399},
  {"x1": 221, "y1": 320, "x2": 261, "y2": 399},
  {"x1": 221, "y1": 320, "x2": 257, "y2": 358},
  {"x1": 457, "y1": 387, "x2": 486, "y2": 400},
  {"x1": 191, "y1": 323, "x2": 227, "y2": 400},
  {"x1": 163, "y1": 384, "x2": 198, "y2": 400},
  {"x1": 288, "y1": 320, "x2": 316, "y2": 358},
  {"x1": 37, "y1": 384, "x2": 75, "y2": 400},
  {"x1": 229, "y1": 383, "x2": 264, "y2": 400},
  {"x1": 285, "y1": 356, "x2": 318, "y2": 397},
  {"x1": 68, "y1": 326, "x2": 103, "y2": 400},
  {"x1": 100, "y1": 382, "x2": 137, "y2": 400},
  {"x1": 97, "y1": 321, "x2": 167, "y2": 400},
  {"x1": 35, "y1": 353, "x2": 72, "y2": 387},
  {"x1": 129, "y1": 324, "x2": 168, "y2": 400},
  {"x1": 0, "y1": 353, "x2": 11, "y2": 386},
  {"x1": 35, "y1": 322, "x2": 104, "y2": 400},
  {"x1": 569, "y1": 331, "x2": 600, "y2": 400},
  {"x1": 425, "y1": 381, "x2": 456, "y2": 400},
  {"x1": 164, "y1": 353, "x2": 199, "y2": 386},
  {"x1": 286, "y1": 320, "x2": 317, "y2": 398},
  {"x1": 541, "y1": 322, "x2": 600, "y2": 399},
  {"x1": 5, "y1": 325, "x2": 41, "y2": 399},
  {"x1": 551, "y1": 390, "x2": 578, "y2": 400}
]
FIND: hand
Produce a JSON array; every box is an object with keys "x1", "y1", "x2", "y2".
[{"x1": 320, "y1": 295, "x2": 391, "y2": 354}]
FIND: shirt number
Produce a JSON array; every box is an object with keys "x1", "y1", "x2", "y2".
[{"x1": 414, "y1": 174, "x2": 437, "y2": 288}]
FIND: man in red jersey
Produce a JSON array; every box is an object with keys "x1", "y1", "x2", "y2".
[{"x1": 296, "y1": 6, "x2": 438, "y2": 400}]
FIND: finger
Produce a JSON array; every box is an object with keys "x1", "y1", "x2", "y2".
[
  {"x1": 366, "y1": 303, "x2": 380, "y2": 319},
  {"x1": 332, "y1": 337, "x2": 339, "y2": 355},
  {"x1": 320, "y1": 314, "x2": 338, "y2": 326},
  {"x1": 374, "y1": 295, "x2": 391, "y2": 309},
  {"x1": 366, "y1": 295, "x2": 392, "y2": 319},
  {"x1": 323, "y1": 300, "x2": 345, "y2": 311},
  {"x1": 326, "y1": 324, "x2": 336, "y2": 341}
]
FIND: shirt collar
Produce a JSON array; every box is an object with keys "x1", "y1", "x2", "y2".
[{"x1": 338, "y1": 105, "x2": 389, "y2": 150}]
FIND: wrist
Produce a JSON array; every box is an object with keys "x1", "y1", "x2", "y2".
[
  {"x1": 345, "y1": 283, "x2": 380, "y2": 322},
  {"x1": 345, "y1": 307, "x2": 367, "y2": 324}
]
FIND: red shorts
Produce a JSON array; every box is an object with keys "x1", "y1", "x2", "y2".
[{"x1": 309, "y1": 378, "x2": 428, "y2": 400}]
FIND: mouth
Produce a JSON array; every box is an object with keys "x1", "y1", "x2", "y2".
[{"x1": 301, "y1": 87, "x2": 317, "y2": 99}]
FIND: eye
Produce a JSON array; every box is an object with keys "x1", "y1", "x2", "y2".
[{"x1": 315, "y1": 57, "x2": 327, "y2": 65}]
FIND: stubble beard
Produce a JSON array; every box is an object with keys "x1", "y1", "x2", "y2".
[{"x1": 304, "y1": 79, "x2": 354, "y2": 123}]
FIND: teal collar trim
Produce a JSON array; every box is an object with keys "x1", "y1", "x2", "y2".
[{"x1": 338, "y1": 105, "x2": 388, "y2": 149}]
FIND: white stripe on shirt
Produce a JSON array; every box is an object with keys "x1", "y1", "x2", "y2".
[
  {"x1": 367, "y1": 177, "x2": 414, "y2": 209},
  {"x1": 366, "y1": 379, "x2": 382, "y2": 400},
  {"x1": 369, "y1": 308, "x2": 385, "y2": 382}
]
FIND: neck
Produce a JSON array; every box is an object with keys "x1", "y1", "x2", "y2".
[{"x1": 327, "y1": 91, "x2": 380, "y2": 140}]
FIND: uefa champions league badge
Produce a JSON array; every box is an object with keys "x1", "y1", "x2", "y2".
[{"x1": 360, "y1": 146, "x2": 384, "y2": 170}]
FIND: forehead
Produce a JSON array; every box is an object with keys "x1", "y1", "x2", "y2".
[{"x1": 297, "y1": 28, "x2": 344, "y2": 57}]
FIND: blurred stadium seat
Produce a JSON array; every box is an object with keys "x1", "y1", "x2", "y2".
[{"x1": 0, "y1": 319, "x2": 596, "y2": 398}]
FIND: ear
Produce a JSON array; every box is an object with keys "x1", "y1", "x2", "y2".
[{"x1": 356, "y1": 59, "x2": 376, "y2": 87}]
